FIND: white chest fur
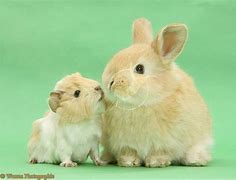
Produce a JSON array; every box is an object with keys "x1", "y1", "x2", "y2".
[
  {"x1": 31, "y1": 113, "x2": 102, "y2": 163},
  {"x1": 56, "y1": 119, "x2": 102, "y2": 161}
]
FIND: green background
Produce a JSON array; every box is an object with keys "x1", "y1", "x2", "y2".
[{"x1": 0, "y1": 0, "x2": 236, "y2": 179}]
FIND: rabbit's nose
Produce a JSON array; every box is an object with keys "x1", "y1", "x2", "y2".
[
  {"x1": 114, "y1": 77, "x2": 128, "y2": 87},
  {"x1": 110, "y1": 80, "x2": 114, "y2": 88}
]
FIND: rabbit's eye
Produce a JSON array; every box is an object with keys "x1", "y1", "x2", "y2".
[
  {"x1": 135, "y1": 64, "x2": 144, "y2": 74},
  {"x1": 74, "y1": 90, "x2": 81, "y2": 98}
]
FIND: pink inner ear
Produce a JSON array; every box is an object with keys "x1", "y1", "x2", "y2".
[{"x1": 162, "y1": 31, "x2": 178, "y2": 56}]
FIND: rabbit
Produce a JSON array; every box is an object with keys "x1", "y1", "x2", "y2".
[
  {"x1": 101, "y1": 18, "x2": 213, "y2": 167},
  {"x1": 28, "y1": 73, "x2": 106, "y2": 167}
]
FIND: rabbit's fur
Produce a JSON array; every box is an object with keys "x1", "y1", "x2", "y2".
[{"x1": 101, "y1": 18, "x2": 212, "y2": 167}]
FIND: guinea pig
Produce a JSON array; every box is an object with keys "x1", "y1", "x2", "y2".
[
  {"x1": 101, "y1": 18, "x2": 213, "y2": 167},
  {"x1": 28, "y1": 73, "x2": 106, "y2": 167}
]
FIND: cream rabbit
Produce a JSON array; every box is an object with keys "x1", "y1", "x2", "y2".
[
  {"x1": 28, "y1": 73, "x2": 105, "y2": 167},
  {"x1": 101, "y1": 18, "x2": 213, "y2": 167}
]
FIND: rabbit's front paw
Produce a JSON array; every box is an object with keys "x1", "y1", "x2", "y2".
[
  {"x1": 145, "y1": 155, "x2": 171, "y2": 168},
  {"x1": 117, "y1": 155, "x2": 141, "y2": 167}
]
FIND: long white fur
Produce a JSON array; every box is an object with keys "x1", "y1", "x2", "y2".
[
  {"x1": 28, "y1": 73, "x2": 105, "y2": 167},
  {"x1": 29, "y1": 112, "x2": 101, "y2": 164}
]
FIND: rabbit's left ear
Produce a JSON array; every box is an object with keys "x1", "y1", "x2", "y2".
[
  {"x1": 152, "y1": 24, "x2": 188, "y2": 64},
  {"x1": 132, "y1": 18, "x2": 153, "y2": 44}
]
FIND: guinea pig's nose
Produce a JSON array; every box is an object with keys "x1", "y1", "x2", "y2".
[{"x1": 95, "y1": 86, "x2": 102, "y2": 91}]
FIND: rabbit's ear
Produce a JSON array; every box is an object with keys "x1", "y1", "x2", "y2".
[
  {"x1": 132, "y1": 18, "x2": 153, "y2": 44},
  {"x1": 152, "y1": 24, "x2": 188, "y2": 64}
]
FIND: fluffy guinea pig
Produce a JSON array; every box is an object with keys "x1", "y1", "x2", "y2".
[
  {"x1": 28, "y1": 73, "x2": 106, "y2": 167},
  {"x1": 101, "y1": 18, "x2": 213, "y2": 167}
]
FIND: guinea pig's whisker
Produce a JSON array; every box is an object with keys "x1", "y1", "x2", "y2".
[{"x1": 62, "y1": 92, "x2": 76, "y2": 97}]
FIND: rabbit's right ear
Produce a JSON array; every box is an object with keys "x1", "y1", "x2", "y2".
[
  {"x1": 48, "y1": 91, "x2": 63, "y2": 113},
  {"x1": 152, "y1": 24, "x2": 188, "y2": 64},
  {"x1": 132, "y1": 18, "x2": 153, "y2": 44}
]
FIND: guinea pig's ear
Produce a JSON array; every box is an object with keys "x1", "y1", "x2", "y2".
[
  {"x1": 48, "y1": 91, "x2": 63, "y2": 113},
  {"x1": 132, "y1": 18, "x2": 153, "y2": 44},
  {"x1": 152, "y1": 24, "x2": 188, "y2": 64}
]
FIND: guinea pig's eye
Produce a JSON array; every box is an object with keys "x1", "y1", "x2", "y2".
[
  {"x1": 135, "y1": 64, "x2": 144, "y2": 74},
  {"x1": 74, "y1": 90, "x2": 81, "y2": 98}
]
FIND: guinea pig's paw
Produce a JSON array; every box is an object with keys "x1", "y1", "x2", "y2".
[
  {"x1": 145, "y1": 156, "x2": 171, "y2": 168},
  {"x1": 100, "y1": 151, "x2": 116, "y2": 164},
  {"x1": 60, "y1": 161, "x2": 77, "y2": 167},
  {"x1": 29, "y1": 158, "x2": 38, "y2": 164},
  {"x1": 117, "y1": 156, "x2": 141, "y2": 167},
  {"x1": 93, "y1": 159, "x2": 108, "y2": 166}
]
